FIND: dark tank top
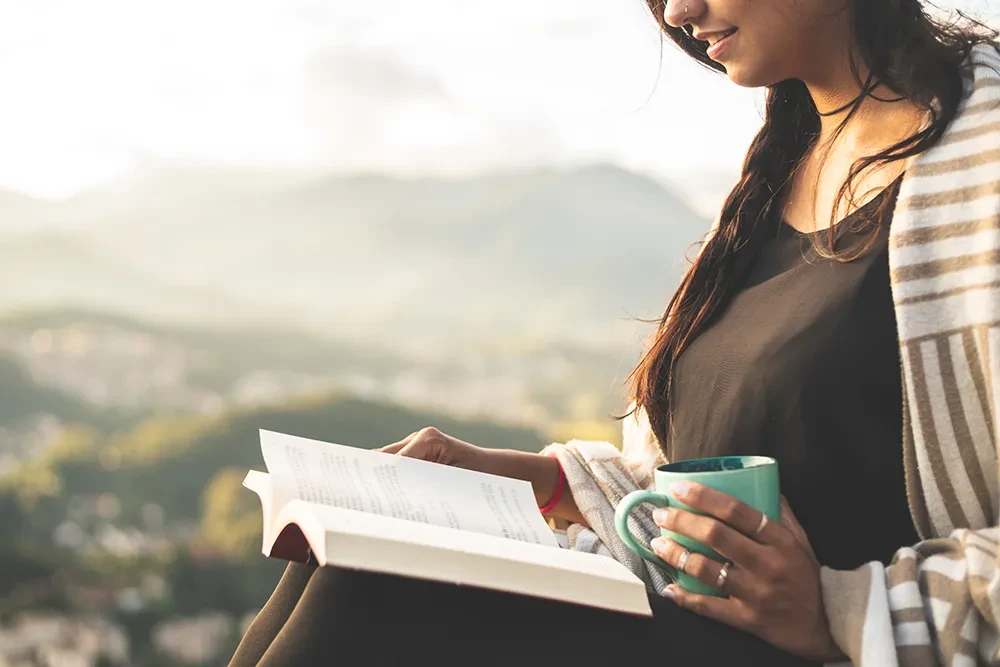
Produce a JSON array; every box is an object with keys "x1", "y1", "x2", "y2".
[{"x1": 665, "y1": 177, "x2": 919, "y2": 569}]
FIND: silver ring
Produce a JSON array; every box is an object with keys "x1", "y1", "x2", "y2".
[
  {"x1": 716, "y1": 563, "x2": 730, "y2": 590},
  {"x1": 754, "y1": 513, "x2": 769, "y2": 537},
  {"x1": 677, "y1": 548, "x2": 692, "y2": 574}
]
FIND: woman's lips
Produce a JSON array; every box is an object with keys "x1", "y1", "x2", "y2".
[{"x1": 707, "y1": 28, "x2": 738, "y2": 60}]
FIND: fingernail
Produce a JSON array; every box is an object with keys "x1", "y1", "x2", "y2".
[
  {"x1": 653, "y1": 508, "x2": 669, "y2": 525},
  {"x1": 663, "y1": 586, "x2": 676, "y2": 600},
  {"x1": 650, "y1": 537, "x2": 666, "y2": 554},
  {"x1": 670, "y1": 481, "x2": 690, "y2": 498}
]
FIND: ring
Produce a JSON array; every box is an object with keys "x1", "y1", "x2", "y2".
[
  {"x1": 677, "y1": 548, "x2": 691, "y2": 574},
  {"x1": 716, "y1": 563, "x2": 730, "y2": 590},
  {"x1": 754, "y1": 512, "x2": 769, "y2": 537}
]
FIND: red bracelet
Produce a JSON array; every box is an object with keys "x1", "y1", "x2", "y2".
[{"x1": 538, "y1": 454, "x2": 566, "y2": 515}]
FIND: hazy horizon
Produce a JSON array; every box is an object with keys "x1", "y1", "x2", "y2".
[{"x1": 2, "y1": 0, "x2": 995, "y2": 209}]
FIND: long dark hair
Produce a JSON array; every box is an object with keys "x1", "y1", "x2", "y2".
[{"x1": 629, "y1": 1, "x2": 999, "y2": 455}]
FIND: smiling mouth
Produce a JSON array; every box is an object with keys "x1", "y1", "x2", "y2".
[{"x1": 709, "y1": 28, "x2": 738, "y2": 46}]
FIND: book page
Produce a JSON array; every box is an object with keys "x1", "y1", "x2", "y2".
[{"x1": 260, "y1": 430, "x2": 557, "y2": 547}]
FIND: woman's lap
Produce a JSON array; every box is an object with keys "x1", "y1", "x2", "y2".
[{"x1": 229, "y1": 563, "x2": 817, "y2": 666}]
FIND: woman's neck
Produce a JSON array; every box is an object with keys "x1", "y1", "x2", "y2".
[{"x1": 804, "y1": 50, "x2": 928, "y2": 151}]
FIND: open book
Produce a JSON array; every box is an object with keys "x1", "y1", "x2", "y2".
[{"x1": 244, "y1": 430, "x2": 651, "y2": 616}]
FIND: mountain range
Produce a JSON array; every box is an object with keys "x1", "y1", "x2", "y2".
[{"x1": 0, "y1": 163, "x2": 710, "y2": 354}]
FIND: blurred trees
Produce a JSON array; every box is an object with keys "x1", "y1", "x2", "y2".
[{"x1": 197, "y1": 468, "x2": 260, "y2": 561}]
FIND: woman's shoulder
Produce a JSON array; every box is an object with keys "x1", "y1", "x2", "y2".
[
  {"x1": 960, "y1": 42, "x2": 1000, "y2": 110},
  {"x1": 968, "y1": 41, "x2": 1000, "y2": 67},
  {"x1": 920, "y1": 42, "x2": 1000, "y2": 154}
]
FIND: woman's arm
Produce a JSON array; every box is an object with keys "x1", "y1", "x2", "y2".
[
  {"x1": 378, "y1": 428, "x2": 586, "y2": 524},
  {"x1": 480, "y1": 448, "x2": 587, "y2": 525}
]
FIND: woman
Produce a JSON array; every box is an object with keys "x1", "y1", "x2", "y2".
[{"x1": 231, "y1": 1, "x2": 1000, "y2": 665}]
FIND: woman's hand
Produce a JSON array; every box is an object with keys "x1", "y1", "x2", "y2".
[
  {"x1": 650, "y1": 484, "x2": 844, "y2": 661},
  {"x1": 378, "y1": 427, "x2": 488, "y2": 470}
]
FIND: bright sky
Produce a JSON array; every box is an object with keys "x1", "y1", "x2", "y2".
[{"x1": 0, "y1": 0, "x2": 996, "y2": 200}]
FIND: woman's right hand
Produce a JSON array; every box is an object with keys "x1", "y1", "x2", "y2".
[{"x1": 377, "y1": 427, "x2": 489, "y2": 471}]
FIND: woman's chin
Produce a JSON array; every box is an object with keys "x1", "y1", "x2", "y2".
[{"x1": 724, "y1": 64, "x2": 779, "y2": 89}]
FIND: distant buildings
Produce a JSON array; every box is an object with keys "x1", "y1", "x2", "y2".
[
  {"x1": 0, "y1": 614, "x2": 128, "y2": 667},
  {"x1": 0, "y1": 610, "x2": 257, "y2": 666},
  {"x1": 1, "y1": 324, "x2": 225, "y2": 414},
  {"x1": 0, "y1": 321, "x2": 588, "y2": 440},
  {"x1": 151, "y1": 612, "x2": 235, "y2": 665}
]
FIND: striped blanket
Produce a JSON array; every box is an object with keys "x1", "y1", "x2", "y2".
[{"x1": 544, "y1": 42, "x2": 1000, "y2": 666}]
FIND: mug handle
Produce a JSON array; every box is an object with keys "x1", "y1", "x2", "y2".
[{"x1": 614, "y1": 490, "x2": 676, "y2": 579}]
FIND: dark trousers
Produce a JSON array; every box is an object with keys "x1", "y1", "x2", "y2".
[{"x1": 228, "y1": 562, "x2": 818, "y2": 666}]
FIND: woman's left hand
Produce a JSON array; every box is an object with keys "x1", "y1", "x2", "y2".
[{"x1": 650, "y1": 483, "x2": 845, "y2": 661}]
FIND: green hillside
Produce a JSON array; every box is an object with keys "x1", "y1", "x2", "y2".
[
  {"x1": 2, "y1": 394, "x2": 544, "y2": 549},
  {"x1": 26, "y1": 393, "x2": 543, "y2": 521}
]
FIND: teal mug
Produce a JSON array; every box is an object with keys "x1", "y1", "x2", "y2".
[{"x1": 614, "y1": 455, "x2": 780, "y2": 596}]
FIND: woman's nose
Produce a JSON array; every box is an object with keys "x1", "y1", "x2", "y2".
[{"x1": 662, "y1": 0, "x2": 705, "y2": 29}]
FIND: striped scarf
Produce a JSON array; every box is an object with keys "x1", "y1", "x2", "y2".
[{"x1": 545, "y1": 42, "x2": 1000, "y2": 667}]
